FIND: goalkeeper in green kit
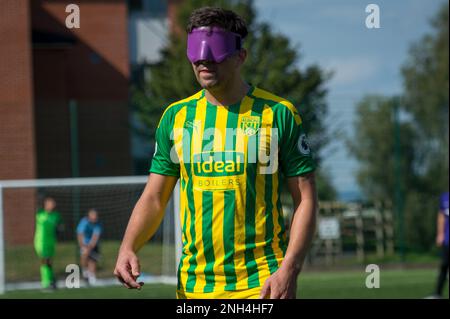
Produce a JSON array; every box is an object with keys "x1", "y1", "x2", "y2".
[{"x1": 34, "y1": 197, "x2": 62, "y2": 290}]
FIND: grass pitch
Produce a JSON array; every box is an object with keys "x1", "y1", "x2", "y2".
[{"x1": 1, "y1": 268, "x2": 447, "y2": 299}]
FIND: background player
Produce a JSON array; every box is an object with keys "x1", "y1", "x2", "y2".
[
  {"x1": 77, "y1": 209, "x2": 102, "y2": 286},
  {"x1": 114, "y1": 7, "x2": 318, "y2": 299},
  {"x1": 432, "y1": 192, "x2": 449, "y2": 298},
  {"x1": 33, "y1": 196, "x2": 62, "y2": 290}
]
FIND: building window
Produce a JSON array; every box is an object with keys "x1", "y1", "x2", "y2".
[
  {"x1": 143, "y1": 0, "x2": 167, "y2": 17},
  {"x1": 128, "y1": 0, "x2": 167, "y2": 17},
  {"x1": 128, "y1": 0, "x2": 143, "y2": 12}
]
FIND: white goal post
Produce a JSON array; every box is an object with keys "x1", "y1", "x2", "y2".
[{"x1": 0, "y1": 176, "x2": 181, "y2": 294}]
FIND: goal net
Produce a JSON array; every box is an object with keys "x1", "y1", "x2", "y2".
[{"x1": 0, "y1": 176, "x2": 181, "y2": 293}]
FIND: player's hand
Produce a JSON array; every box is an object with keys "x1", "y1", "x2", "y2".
[
  {"x1": 259, "y1": 266, "x2": 298, "y2": 299},
  {"x1": 114, "y1": 249, "x2": 144, "y2": 289},
  {"x1": 81, "y1": 245, "x2": 90, "y2": 255}
]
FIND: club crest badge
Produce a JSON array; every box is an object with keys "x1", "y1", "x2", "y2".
[{"x1": 240, "y1": 116, "x2": 261, "y2": 136}]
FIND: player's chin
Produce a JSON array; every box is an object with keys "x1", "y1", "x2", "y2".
[
  {"x1": 201, "y1": 82, "x2": 219, "y2": 90},
  {"x1": 198, "y1": 77, "x2": 219, "y2": 89}
]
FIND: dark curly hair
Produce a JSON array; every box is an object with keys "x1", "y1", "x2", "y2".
[{"x1": 186, "y1": 7, "x2": 248, "y2": 39}]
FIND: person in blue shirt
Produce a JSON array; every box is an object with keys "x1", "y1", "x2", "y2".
[
  {"x1": 432, "y1": 192, "x2": 449, "y2": 298},
  {"x1": 77, "y1": 209, "x2": 102, "y2": 285}
]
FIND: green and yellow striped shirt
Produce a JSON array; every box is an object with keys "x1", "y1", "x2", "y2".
[{"x1": 150, "y1": 86, "x2": 316, "y2": 293}]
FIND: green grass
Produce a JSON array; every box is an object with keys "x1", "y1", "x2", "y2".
[
  {"x1": 4, "y1": 241, "x2": 447, "y2": 299},
  {"x1": 1, "y1": 268, "x2": 447, "y2": 299},
  {"x1": 296, "y1": 268, "x2": 448, "y2": 299},
  {"x1": 348, "y1": 251, "x2": 443, "y2": 265},
  {"x1": 1, "y1": 284, "x2": 176, "y2": 299},
  {"x1": 7, "y1": 240, "x2": 441, "y2": 282}
]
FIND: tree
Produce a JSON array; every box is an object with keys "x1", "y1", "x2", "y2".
[
  {"x1": 132, "y1": 0, "x2": 336, "y2": 200},
  {"x1": 347, "y1": 96, "x2": 416, "y2": 202},
  {"x1": 401, "y1": 3, "x2": 448, "y2": 251},
  {"x1": 348, "y1": 3, "x2": 449, "y2": 251},
  {"x1": 347, "y1": 96, "x2": 419, "y2": 251},
  {"x1": 401, "y1": 3, "x2": 449, "y2": 194}
]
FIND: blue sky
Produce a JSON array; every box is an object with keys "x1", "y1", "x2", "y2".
[{"x1": 254, "y1": 0, "x2": 446, "y2": 199}]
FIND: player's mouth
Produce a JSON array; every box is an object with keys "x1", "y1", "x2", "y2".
[{"x1": 199, "y1": 69, "x2": 215, "y2": 74}]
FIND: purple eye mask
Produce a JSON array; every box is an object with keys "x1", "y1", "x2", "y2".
[{"x1": 187, "y1": 26, "x2": 242, "y2": 64}]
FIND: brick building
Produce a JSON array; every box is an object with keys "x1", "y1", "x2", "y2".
[
  {"x1": 0, "y1": 0, "x2": 183, "y2": 246},
  {"x1": 1, "y1": 0, "x2": 133, "y2": 180},
  {"x1": 0, "y1": 0, "x2": 132, "y2": 244}
]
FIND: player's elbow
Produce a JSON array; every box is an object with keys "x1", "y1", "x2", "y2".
[{"x1": 142, "y1": 192, "x2": 164, "y2": 213}]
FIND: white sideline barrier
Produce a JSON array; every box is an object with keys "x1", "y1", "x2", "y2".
[{"x1": 5, "y1": 275, "x2": 177, "y2": 291}]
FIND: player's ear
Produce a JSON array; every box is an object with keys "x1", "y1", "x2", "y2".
[{"x1": 237, "y1": 49, "x2": 247, "y2": 66}]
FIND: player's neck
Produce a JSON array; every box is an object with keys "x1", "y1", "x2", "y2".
[{"x1": 205, "y1": 78, "x2": 250, "y2": 106}]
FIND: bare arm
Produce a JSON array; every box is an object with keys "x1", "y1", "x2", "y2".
[
  {"x1": 436, "y1": 211, "x2": 445, "y2": 246},
  {"x1": 260, "y1": 172, "x2": 318, "y2": 299},
  {"x1": 114, "y1": 173, "x2": 178, "y2": 289},
  {"x1": 283, "y1": 172, "x2": 318, "y2": 274},
  {"x1": 87, "y1": 233, "x2": 100, "y2": 249},
  {"x1": 77, "y1": 234, "x2": 85, "y2": 247}
]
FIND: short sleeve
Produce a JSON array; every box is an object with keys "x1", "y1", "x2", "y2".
[
  {"x1": 277, "y1": 104, "x2": 316, "y2": 177},
  {"x1": 149, "y1": 108, "x2": 180, "y2": 177},
  {"x1": 76, "y1": 218, "x2": 86, "y2": 234},
  {"x1": 93, "y1": 223, "x2": 102, "y2": 236},
  {"x1": 440, "y1": 192, "x2": 449, "y2": 211}
]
